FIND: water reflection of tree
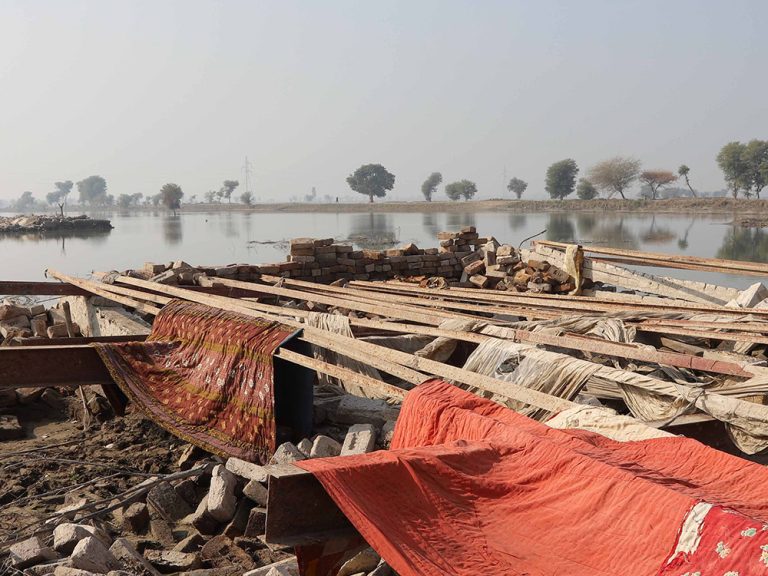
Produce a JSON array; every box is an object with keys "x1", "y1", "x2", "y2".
[
  {"x1": 162, "y1": 215, "x2": 183, "y2": 245},
  {"x1": 545, "y1": 214, "x2": 575, "y2": 242},
  {"x1": 0, "y1": 228, "x2": 111, "y2": 245},
  {"x1": 446, "y1": 212, "x2": 476, "y2": 230},
  {"x1": 508, "y1": 213, "x2": 527, "y2": 230},
  {"x1": 640, "y1": 215, "x2": 675, "y2": 245},
  {"x1": 717, "y1": 227, "x2": 768, "y2": 263},
  {"x1": 219, "y1": 213, "x2": 236, "y2": 239},
  {"x1": 422, "y1": 213, "x2": 440, "y2": 238},
  {"x1": 591, "y1": 219, "x2": 639, "y2": 250},
  {"x1": 347, "y1": 213, "x2": 399, "y2": 249},
  {"x1": 677, "y1": 218, "x2": 696, "y2": 251},
  {"x1": 576, "y1": 214, "x2": 596, "y2": 236}
]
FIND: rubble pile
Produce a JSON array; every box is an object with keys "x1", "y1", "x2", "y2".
[
  {"x1": 0, "y1": 301, "x2": 83, "y2": 345},
  {"x1": 130, "y1": 226, "x2": 577, "y2": 294},
  {"x1": 0, "y1": 398, "x2": 396, "y2": 576},
  {"x1": 0, "y1": 215, "x2": 112, "y2": 235}
]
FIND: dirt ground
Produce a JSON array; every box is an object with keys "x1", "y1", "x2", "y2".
[{"x1": 174, "y1": 197, "x2": 768, "y2": 216}]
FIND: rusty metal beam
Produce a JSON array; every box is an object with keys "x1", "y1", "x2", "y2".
[
  {"x1": 265, "y1": 464, "x2": 357, "y2": 547},
  {"x1": 19, "y1": 335, "x2": 147, "y2": 346},
  {"x1": 0, "y1": 345, "x2": 114, "y2": 389},
  {"x1": 0, "y1": 280, "x2": 255, "y2": 298}
]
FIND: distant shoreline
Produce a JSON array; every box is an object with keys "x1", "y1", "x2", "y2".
[{"x1": 3, "y1": 197, "x2": 768, "y2": 216}]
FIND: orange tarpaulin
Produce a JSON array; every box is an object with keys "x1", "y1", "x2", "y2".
[{"x1": 299, "y1": 380, "x2": 768, "y2": 575}]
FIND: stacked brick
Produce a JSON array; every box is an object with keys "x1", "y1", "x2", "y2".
[
  {"x1": 263, "y1": 237, "x2": 465, "y2": 283},
  {"x1": 133, "y1": 226, "x2": 575, "y2": 292}
]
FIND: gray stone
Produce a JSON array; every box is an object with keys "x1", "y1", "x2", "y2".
[
  {"x1": 296, "y1": 438, "x2": 313, "y2": 457},
  {"x1": 53, "y1": 523, "x2": 111, "y2": 555},
  {"x1": 243, "y1": 558, "x2": 299, "y2": 576},
  {"x1": 224, "y1": 497, "x2": 255, "y2": 538},
  {"x1": 70, "y1": 536, "x2": 119, "y2": 573},
  {"x1": 23, "y1": 560, "x2": 69, "y2": 575},
  {"x1": 144, "y1": 550, "x2": 202, "y2": 573},
  {"x1": 309, "y1": 435, "x2": 341, "y2": 459},
  {"x1": 341, "y1": 424, "x2": 376, "y2": 456},
  {"x1": 108, "y1": 538, "x2": 161, "y2": 576},
  {"x1": 225, "y1": 457, "x2": 268, "y2": 482},
  {"x1": 337, "y1": 548, "x2": 380, "y2": 576},
  {"x1": 147, "y1": 481, "x2": 192, "y2": 522},
  {"x1": 0, "y1": 414, "x2": 24, "y2": 440},
  {"x1": 9, "y1": 536, "x2": 57, "y2": 569},
  {"x1": 269, "y1": 442, "x2": 306, "y2": 464},
  {"x1": 206, "y1": 464, "x2": 237, "y2": 522},
  {"x1": 242, "y1": 480, "x2": 268, "y2": 506}
]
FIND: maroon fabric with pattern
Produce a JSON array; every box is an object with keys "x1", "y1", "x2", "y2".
[{"x1": 95, "y1": 299, "x2": 295, "y2": 463}]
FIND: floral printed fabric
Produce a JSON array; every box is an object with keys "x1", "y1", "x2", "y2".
[
  {"x1": 662, "y1": 506, "x2": 768, "y2": 576},
  {"x1": 95, "y1": 299, "x2": 296, "y2": 463}
]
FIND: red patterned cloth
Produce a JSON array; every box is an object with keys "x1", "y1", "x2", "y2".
[{"x1": 95, "y1": 299, "x2": 296, "y2": 463}]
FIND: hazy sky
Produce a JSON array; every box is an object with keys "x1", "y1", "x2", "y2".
[{"x1": 1, "y1": 0, "x2": 766, "y2": 202}]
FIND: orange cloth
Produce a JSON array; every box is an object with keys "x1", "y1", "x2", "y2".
[{"x1": 299, "y1": 380, "x2": 768, "y2": 576}]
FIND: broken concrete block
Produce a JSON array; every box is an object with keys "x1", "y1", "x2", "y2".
[
  {"x1": 122, "y1": 501, "x2": 150, "y2": 533},
  {"x1": 24, "y1": 560, "x2": 69, "y2": 575},
  {"x1": 341, "y1": 424, "x2": 376, "y2": 456},
  {"x1": 31, "y1": 314, "x2": 48, "y2": 337},
  {"x1": 53, "y1": 523, "x2": 111, "y2": 555},
  {"x1": 269, "y1": 442, "x2": 306, "y2": 464},
  {"x1": 9, "y1": 536, "x2": 57, "y2": 569},
  {"x1": 330, "y1": 395, "x2": 399, "y2": 427},
  {"x1": 173, "y1": 532, "x2": 204, "y2": 553},
  {"x1": 147, "y1": 481, "x2": 192, "y2": 522},
  {"x1": 185, "y1": 494, "x2": 220, "y2": 535},
  {"x1": 244, "y1": 507, "x2": 267, "y2": 537},
  {"x1": 0, "y1": 303, "x2": 29, "y2": 321},
  {"x1": 109, "y1": 538, "x2": 161, "y2": 576},
  {"x1": 380, "y1": 420, "x2": 396, "y2": 447},
  {"x1": 144, "y1": 550, "x2": 202, "y2": 573},
  {"x1": 47, "y1": 322, "x2": 79, "y2": 338},
  {"x1": 0, "y1": 414, "x2": 24, "y2": 440},
  {"x1": 337, "y1": 547, "x2": 381, "y2": 576},
  {"x1": 730, "y1": 282, "x2": 768, "y2": 309},
  {"x1": 200, "y1": 534, "x2": 256, "y2": 571},
  {"x1": 309, "y1": 435, "x2": 342, "y2": 458},
  {"x1": 369, "y1": 560, "x2": 394, "y2": 576},
  {"x1": 177, "y1": 444, "x2": 205, "y2": 470},
  {"x1": 225, "y1": 457, "x2": 268, "y2": 482},
  {"x1": 242, "y1": 557, "x2": 299, "y2": 576},
  {"x1": 16, "y1": 386, "x2": 45, "y2": 405},
  {"x1": 243, "y1": 480, "x2": 268, "y2": 506},
  {"x1": 70, "y1": 536, "x2": 119, "y2": 573},
  {"x1": 296, "y1": 438, "x2": 313, "y2": 457},
  {"x1": 206, "y1": 464, "x2": 237, "y2": 522}
]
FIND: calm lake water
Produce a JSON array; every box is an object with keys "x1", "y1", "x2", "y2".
[{"x1": 2, "y1": 210, "x2": 766, "y2": 290}]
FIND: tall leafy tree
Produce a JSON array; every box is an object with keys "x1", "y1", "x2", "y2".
[
  {"x1": 219, "y1": 180, "x2": 239, "y2": 203},
  {"x1": 421, "y1": 172, "x2": 442, "y2": 202},
  {"x1": 717, "y1": 142, "x2": 750, "y2": 198},
  {"x1": 241, "y1": 191, "x2": 253, "y2": 205},
  {"x1": 160, "y1": 183, "x2": 184, "y2": 214},
  {"x1": 677, "y1": 165, "x2": 697, "y2": 197},
  {"x1": 15, "y1": 191, "x2": 35, "y2": 212},
  {"x1": 639, "y1": 170, "x2": 678, "y2": 200},
  {"x1": 507, "y1": 177, "x2": 527, "y2": 199},
  {"x1": 445, "y1": 180, "x2": 477, "y2": 201},
  {"x1": 346, "y1": 164, "x2": 395, "y2": 203},
  {"x1": 76, "y1": 175, "x2": 108, "y2": 205},
  {"x1": 545, "y1": 159, "x2": 578, "y2": 200},
  {"x1": 588, "y1": 157, "x2": 641, "y2": 199},
  {"x1": 45, "y1": 180, "x2": 74, "y2": 215},
  {"x1": 743, "y1": 139, "x2": 768, "y2": 199},
  {"x1": 576, "y1": 178, "x2": 598, "y2": 200}
]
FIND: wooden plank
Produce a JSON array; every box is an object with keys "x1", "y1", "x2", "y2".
[
  {"x1": 276, "y1": 348, "x2": 408, "y2": 400},
  {"x1": 47, "y1": 270, "x2": 162, "y2": 316}
]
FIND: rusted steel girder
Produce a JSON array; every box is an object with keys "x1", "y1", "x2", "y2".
[{"x1": 0, "y1": 345, "x2": 115, "y2": 389}]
